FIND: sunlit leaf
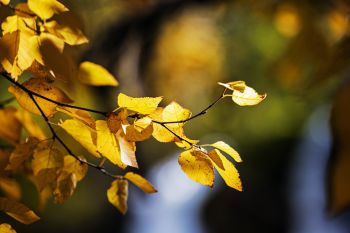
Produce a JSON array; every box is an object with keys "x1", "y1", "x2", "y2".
[
  {"x1": 0, "y1": 177, "x2": 21, "y2": 201},
  {"x1": 124, "y1": 172, "x2": 157, "y2": 193},
  {"x1": 178, "y1": 149, "x2": 214, "y2": 187},
  {"x1": 207, "y1": 149, "x2": 224, "y2": 170},
  {"x1": 62, "y1": 155, "x2": 88, "y2": 182},
  {"x1": 162, "y1": 101, "x2": 191, "y2": 128},
  {"x1": 218, "y1": 81, "x2": 266, "y2": 106},
  {"x1": 96, "y1": 120, "x2": 125, "y2": 168},
  {"x1": 27, "y1": 0, "x2": 68, "y2": 20},
  {"x1": 0, "y1": 0, "x2": 10, "y2": 5},
  {"x1": 15, "y1": 110, "x2": 47, "y2": 140},
  {"x1": 59, "y1": 118, "x2": 100, "y2": 158},
  {"x1": 56, "y1": 106, "x2": 95, "y2": 128},
  {"x1": 107, "y1": 179, "x2": 128, "y2": 214},
  {"x1": 211, "y1": 150, "x2": 242, "y2": 191},
  {"x1": 0, "y1": 107, "x2": 22, "y2": 145},
  {"x1": 125, "y1": 120, "x2": 153, "y2": 142},
  {"x1": 0, "y1": 197, "x2": 40, "y2": 224},
  {"x1": 8, "y1": 78, "x2": 73, "y2": 118},
  {"x1": 210, "y1": 141, "x2": 242, "y2": 163},
  {"x1": 0, "y1": 223, "x2": 16, "y2": 233},
  {"x1": 116, "y1": 131, "x2": 138, "y2": 168},
  {"x1": 53, "y1": 171, "x2": 76, "y2": 204},
  {"x1": 175, "y1": 136, "x2": 199, "y2": 150},
  {"x1": 78, "y1": 61, "x2": 118, "y2": 86},
  {"x1": 117, "y1": 93, "x2": 162, "y2": 115}
]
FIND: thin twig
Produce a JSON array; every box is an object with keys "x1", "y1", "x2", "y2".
[{"x1": 1, "y1": 72, "x2": 108, "y2": 116}]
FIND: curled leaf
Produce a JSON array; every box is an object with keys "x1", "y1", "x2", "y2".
[
  {"x1": 210, "y1": 141, "x2": 242, "y2": 162},
  {"x1": 107, "y1": 179, "x2": 128, "y2": 214},
  {"x1": 125, "y1": 172, "x2": 157, "y2": 193},
  {"x1": 78, "y1": 61, "x2": 118, "y2": 86},
  {"x1": 0, "y1": 197, "x2": 40, "y2": 224}
]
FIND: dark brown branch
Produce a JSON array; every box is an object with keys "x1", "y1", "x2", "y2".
[
  {"x1": 0, "y1": 2, "x2": 36, "y2": 17},
  {"x1": 1, "y1": 72, "x2": 108, "y2": 116}
]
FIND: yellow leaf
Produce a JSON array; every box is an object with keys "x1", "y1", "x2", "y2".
[
  {"x1": 0, "y1": 177, "x2": 21, "y2": 201},
  {"x1": 77, "y1": 61, "x2": 118, "y2": 86},
  {"x1": 210, "y1": 141, "x2": 242, "y2": 163},
  {"x1": 107, "y1": 179, "x2": 128, "y2": 214},
  {"x1": 125, "y1": 121, "x2": 153, "y2": 142},
  {"x1": 207, "y1": 149, "x2": 224, "y2": 170},
  {"x1": 32, "y1": 144, "x2": 63, "y2": 191},
  {"x1": 0, "y1": 197, "x2": 40, "y2": 224},
  {"x1": 211, "y1": 150, "x2": 242, "y2": 191},
  {"x1": 0, "y1": 107, "x2": 22, "y2": 145},
  {"x1": 162, "y1": 101, "x2": 191, "y2": 128},
  {"x1": 7, "y1": 137, "x2": 39, "y2": 171},
  {"x1": 96, "y1": 120, "x2": 126, "y2": 168},
  {"x1": 175, "y1": 136, "x2": 199, "y2": 150},
  {"x1": 15, "y1": 110, "x2": 47, "y2": 140},
  {"x1": 59, "y1": 119, "x2": 100, "y2": 158},
  {"x1": 44, "y1": 11, "x2": 88, "y2": 46},
  {"x1": 14, "y1": 3, "x2": 34, "y2": 18},
  {"x1": 0, "y1": 0, "x2": 10, "y2": 5},
  {"x1": 117, "y1": 93, "x2": 162, "y2": 115},
  {"x1": 8, "y1": 78, "x2": 72, "y2": 118},
  {"x1": 1, "y1": 15, "x2": 34, "y2": 35},
  {"x1": 0, "y1": 223, "x2": 16, "y2": 233},
  {"x1": 218, "y1": 81, "x2": 266, "y2": 106},
  {"x1": 62, "y1": 155, "x2": 88, "y2": 182},
  {"x1": 125, "y1": 172, "x2": 157, "y2": 193},
  {"x1": 116, "y1": 132, "x2": 138, "y2": 168},
  {"x1": 56, "y1": 106, "x2": 95, "y2": 128},
  {"x1": 28, "y1": 0, "x2": 68, "y2": 20},
  {"x1": 178, "y1": 149, "x2": 214, "y2": 187}
]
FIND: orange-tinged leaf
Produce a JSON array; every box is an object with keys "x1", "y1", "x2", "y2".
[
  {"x1": 212, "y1": 150, "x2": 242, "y2": 191},
  {"x1": 0, "y1": 150, "x2": 10, "y2": 174},
  {"x1": 0, "y1": 107, "x2": 22, "y2": 145},
  {"x1": 107, "y1": 179, "x2": 128, "y2": 214},
  {"x1": 219, "y1": 81, "x2": 266, "y2": 106},
  {"x1": 178, "y1": 149, "x2": 214, "y2": 187},
  {"x1": 125, "y1": 172, "x2": 157, "y2": 193},
  {"x1": 7, "y1": 137, "x2": 39, "y2": 171},
  {"x1": 59, "y1": 119, "x2": 100, "y2": 158},
  {"x1": 207, "y1": 149, "x2": 224, "y2": 170},
  {"x1": 78, "y1": 61, "x2": 118, "y2": 86},
  {"x1": 117, "y1": 93, "x2": 162, "y2": 115},
  {"x1": 28, "y1": 0, "x2": 68, "y2": 20},
  {"x1": 106, "y1": 110, "x2": 128, "y2": 134},
  {"x1": 62, "y1": 155, "x2": 87, "y2": 182},
  {"x1": 210, "y1": 141, "x2": 242, "y2": 163},
  {"x1": 0, "y1": 197, "x2": 40, "y2": 224},
  {"x1": 15, "y1": 110, "x2": 47, "y2": 140},
  {"x1": 0, "y1": 223, "x2": 16, "y2": 233},
  {"x1": 96, "y1": 120, "x2": 126, "y2": 168},
  {"x1": 0, "y1": 178, "x2": 21, "y2": 201},
  {"x1": 56, "y1": 106, "x2": 95, "y2": 128},
  {"x1": 125, "y1": 122, "x2": 153, "y2": 142},
  {"x1": 8, "y1": 78, "x2": 72, "y2": 118},
  {"x1": 53, "y1": 172, "x2": 76, "y2": 204}
]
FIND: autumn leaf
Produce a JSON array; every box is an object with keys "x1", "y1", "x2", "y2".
[
  {"x1": 117, "y1": 93, "x2": 162, "y2": 115},
  {"x1": 0, "y1": 223, "x2": 16, "y2": 233},
  {"x1": 0, "y1": 0, "x2": 10, "y2": 5},
  {"x1": 207, "y1": 149, "x2": 224, "y2": 170},
  {"x1": 0, "y1": 177, "x2": 21, "y2": 201},
  {"x1": 106, "y1": 109, "x2": 128, "y2": 134},
  {"x1": 15, "y1": 110, "x2": 47, "y2": 140},
  {"x1": 218, "y1": 81, "x2": 266, "y2": 106},
  {"x1": 107, "y1": 179, "x2": 128, "y2": 214},
  {"x1": 210, "y1": 149, "x2": 242, "y2": 191},
  {"x1": 124, "y1": 172, "x2": 157, "y2": 193},
  {"x1": 62, "y1": 155, "x2": 88, "y2": 182},
  {"x1": 7, "y1": 137, "x2": 39, "y2": 171},
  {"x1": 56, "y1": 106, "x2": 95, "y2": 128},
  {"x1": 210, "y1": 141, "x2": 242, "y2": 163},
  {"x1": 78, "y1": 61, "x2": 118, "y2": 86},
  {"x1": 0, "y1": 197, "x2": 40, "y2": 224},
  {"x1": 116, "y1": 131, "x2": 138, "y2": 168},
  {"x1": 178, "y1": 149, "x2": 214, "y2": 187},
  {"x1": 125, "y1": 118, "x2": 153, "y2": 142},
  {"x1": 53, "y1": 172, "x2": 76, "y2": 204},
  {"x1": 59, "y1": 118, "x2": 100, "y2": 158},
  {"x1": 0, "y1": 107, "x2": 22, "y2": 145},
  {"x1": 162, "y1": 101, "x2": 191, "y2": 128},
  {"x1": 8, "y1": 78, "x2": 73, "y2": 118},
  {"x1": 27, "y1": 0, "x2": 68, "y2": 20}
]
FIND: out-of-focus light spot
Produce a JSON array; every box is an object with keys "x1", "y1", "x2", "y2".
[
  {"x1": 274, "y1": 5, "x2": 301, "y2": 38},
  {"x1": 327, "y1": 10, "x2": 349, "y2": 42},
  {"x1": 276, "y1": 61, "x2": 301, "y2": 88}
]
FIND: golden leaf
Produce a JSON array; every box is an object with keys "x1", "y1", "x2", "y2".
[
  {"x1": 27, "y1": 0, "x2": 68, "y2": 20},
  {"x1": 62, "y1": 155, "x2": 88, "y2": 182},
  {"x1": 0, "y1": 223, "x2": 16, "y2": 233},
  {"x1": 207, "y1": 149, "x2": 224, "y2": 170},
  {"x1": 0, "y1": 177, "x2": 21, "y2": 201},
  {"x1": 1, "y1": 15, "x2": 36, "y2": 35},
  {"x1": 211, "y1": 150, "x2": 242, "y2": 191},
  {"x1": 78, "y1": 61, "x2": 118, "y2": 86},
  {"x1": 7, "y1": 137, "x2": 39, "y2": 171},
  {"x1": 210, "y1": 141, "x2": 242, "y2": 163},
  {"x1": 53, "y1": 172, "x2": 76, "y2": 204},
  {"x1": 56, "y1": 106, "x2": 95, "y2": 128},
  {"x1": 117, "y1": 93, "x2": 162, "y2": 115},
  {"x1": 59, "y1": 119, "x2": 100, "y2": 158},
  {"x1": 0, "y1": 197, "x2": 40, "y2": 224},
  {"x1": 8, "y1": 78, "x2": 73, "y2": 118},
  {"x1": 124, "y1": 172, "x2": 157, "y2": 193},
  {"x1": 107, "y1": 179, "x2": 128, "y2": 214},
  {"x1": 178, "y1": 149, "x2": 214, "y2": 187},
  {"x1": 0, "y1": 0, "x2": 10, "y2": 5},
  {"x1": 162, "y1": 101, "x2": 191, "y2": 128},
  {"x1": 96, "y1": 120, "x2": 126, "y2": 168},
  {"x1": 116, "y1": 131, "x2": 138, "y2": 168},
  {"x1": 106, "y1": 110, "x2": 128, "y2": 134},
  {"x1": 0, "y1": 107, "x2": 22, "y2": 145},
  {"x1": 15, "y1": 110, "x2": 47, "y2": 140},
  {"x1": 125, "y1": 121, "x2": 153, "y2": 142},
  {"x1": 218, "y1": 81, "x2": 266, "y2": 106}
]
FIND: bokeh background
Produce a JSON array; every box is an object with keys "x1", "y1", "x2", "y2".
[{"x1": 2, "y1": 0, "x2": 350, "y2": 232}]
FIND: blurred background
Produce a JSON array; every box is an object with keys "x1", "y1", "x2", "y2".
[{"x1": 2, "y1": 0, "x2": 350, "y2": 232}]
